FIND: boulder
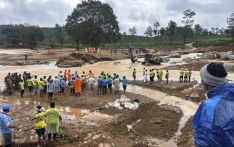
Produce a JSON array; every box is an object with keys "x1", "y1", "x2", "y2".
[
  {"x1": 89, "y1": 60, "x2": 96, "y2": 64},
  {"x1": 183, "y1": 57, "x2": 193, "y2": 63},
  {"x1": 169, "y1": 53, "x2": 181, "y2": 58},
  {"x1": 190, "y1": 92, "x2": 200, "y2": 100},
  {"x1": 228, "y1": 55, "x2": 234, "y2": 60},
  {"x1": 202, "y1": 51, "x2": 219, "y2": 59},
  {"x1": 218, "y1": 51, "x2": 232, "y2": 60}
]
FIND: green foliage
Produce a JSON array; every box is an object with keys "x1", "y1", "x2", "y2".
[
  {"x1": 167, "y1": 21, "x2": 177, "y2": 43},
  {"x1": 54, "y1": 24, "x2": 65, "y2": 48},
  {"x1": 0, "y1": 24, "x2": 44, "y2": 49},
  {"x1": 227, "y1": 11, "x2": 234, "y2": 41},
  {"x1": 65, "y1": 0, "x2": 120, "y2": 49},
  {"x1": 194, "y1": 37, "x2": 233, "y2": 47}
]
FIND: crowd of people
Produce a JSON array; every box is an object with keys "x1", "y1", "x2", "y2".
[
  {"x1": 134, "y1": 68, "x2": 192, "y2": 84},
  {"x1": 4, "y1": 70, "x2": 130, "y2": 99},
  {"x1": 2, "y1": 70, "x2": 131, "y2": 146},
  {"x1": 2, "y1": 62, "x2": 234, "y2": 146}
]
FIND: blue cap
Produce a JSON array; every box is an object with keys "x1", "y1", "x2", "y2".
[{"x1": 2, "y1": 103, "x2": 10, "y2": 111}]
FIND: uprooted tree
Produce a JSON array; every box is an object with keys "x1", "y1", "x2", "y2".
[{"x1": 65, "y1": 0, "x2": 120, "y2": 50}]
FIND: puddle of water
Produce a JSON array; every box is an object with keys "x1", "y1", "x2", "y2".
[
  {"x1": 59, "y1": 106, "x2": 82, "y2": 120},
  {"x1": 59, "y1": 106, "x2": 114, "y2": 124}
]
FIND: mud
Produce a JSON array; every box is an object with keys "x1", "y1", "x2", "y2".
[
  {"x1": 165, "y1": 60, "x2": 209, "y2": 71},
  {"x1": 129, "y1": 80, "x2": 205, "y2": 102},
  {"x1": 196, "y1": 43, "x2": 234, "y2": 53},
  {"x1": 177, "y1": 118, "x2": 194, "y2": 147},
  {"x1": 0, "y1": 48, "x2": 131, "y2": 67},
  {"x1": 0, "y1": 86, "x2": 182, "y2": 147}
]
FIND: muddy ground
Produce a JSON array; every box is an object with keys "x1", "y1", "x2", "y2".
[
  {"x1": 130, "y1": 80, "x2": 206, "y2": 103},
  {"x1": 1, "y1": 86, "x2": 182, "y2": 147},
  {"x1": 0, "y1": 49, "x2": 133, "y2": 68},
  {"x1": 195, "y1": 43, "x2": 234, "y2": 53}
]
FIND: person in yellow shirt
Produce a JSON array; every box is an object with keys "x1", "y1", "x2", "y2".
[
  {"x1": 27, "y1": 76, "x2": 33, "y2": 96},
  {"x1": 179, "y1": 69, "x2": 185, "y2": 82},
  {"x1": 35, "y1": 105, "x2": 46, "y2": 144},
  {"x1": 38, "y1": 78, "x2": 44, "y2": 97},
  {"x1": 19, "y1": 79, "x2": 24, "y2": 97}
]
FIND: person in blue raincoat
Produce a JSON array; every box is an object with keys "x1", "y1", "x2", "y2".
[{"x1": 193, "y1": 63, "x2": 234, "y2": 147}]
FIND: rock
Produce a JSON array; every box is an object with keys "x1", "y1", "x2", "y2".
[
  {"x1": 190, "y1": 92, "x2": 200, "y2": 100},
  {"x1": 183, "y1": 57, "x2": 193, "y2": 63},
  {"x1": 169, "y1": 61, "x2": 177, "y2": 64},
  {"x1": 162, "y1": 57, "x2": 170, "y2": 63},
  {"x1": 89, "y1": 60, "x2": 96, "y2": 64},
  {"x1": 114, "y1": 62, "x2": 121, "y2": 65},
  {"x1": 202, "y1": 51, "x2": 218, "y2": 59},
  {"x1": 218, "y1": 51, "x2": 232, "y2": 60},
  {"x1": 227, "y1": 55, "x2": 234, "y2": 60},
  {"x1": 16, "y1": 61, "x2": 25, "y2": 65},
  {"x1": 169, "y1": 53, "x2": 181, "y2": 58},
  {"x1": 153, "y1": 120, "x2": 162, "y2": 124}
]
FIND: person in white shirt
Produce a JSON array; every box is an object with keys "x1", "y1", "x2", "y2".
[
  {"x1": 113, "y1": 75, "x2": 120, "y2": 93},
  {"x1": 144, "y1": 70, "x2": 148, "y2": 83},
  {"x1": 53, "y1": 76, "x2": 60, "y2": 93},
  {"x1": 88, "y1": 77, "x2": 96, "y2": 92}
]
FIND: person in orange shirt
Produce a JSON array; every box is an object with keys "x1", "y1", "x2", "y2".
[
  {"x1": 74, "y1": 77, "x2": 82, "y2": 96},
  {"x1": 67, "y1": 70, "x2": 71, "y2": 81}
]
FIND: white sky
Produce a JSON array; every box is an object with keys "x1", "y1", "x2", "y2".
[{"x1": 0, "y1": 0, "x2": 233, "y2": 35}]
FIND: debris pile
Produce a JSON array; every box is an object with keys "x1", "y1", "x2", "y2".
[
  {"x1": 105, "y1": 95, "x2": 139, "y2": 110},
  {"x1": 201, "y1": 51, "x2": 234, "y2": 60}
]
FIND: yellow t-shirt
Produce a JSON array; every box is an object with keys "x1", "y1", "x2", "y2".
[
  {"x1": 19, "y1": 82, "x2": 24, "y2": 90},
  {"x1": 27, "y1": 79, "x2": 33, "y2": 87},
  {"x1": 38, "y1": 81, "x2": 44, "y2": 90},
  {"x1": 35, "y1": 112, "x2": 46, "y2": 129}
]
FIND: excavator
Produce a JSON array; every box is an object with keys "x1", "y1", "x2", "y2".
[{"x1": 128, "y1": 47, "x2": 163, "y2": 65}]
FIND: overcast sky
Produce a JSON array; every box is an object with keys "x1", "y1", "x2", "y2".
[{"x1": 0, "y1": 0, "x2": 233, "y2": 35}]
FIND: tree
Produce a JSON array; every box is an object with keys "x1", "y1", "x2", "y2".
[
  {"x1": 167, "y1": 21, "x2": 177, "y2": 43},
  {"x1": 21, "y1": 26, "x2": 44, "y2": 49},
  {"x1": 54, "y1": 24, "x2": 65, "y2": 48},
  {"x1": 144, "y1": 26, "x2": 153, "y2": 45},
  {"x1": 194, "y1": 24, "x2": 203, "y2": 41},
  {"x1": 227, "y1": 11, "x2": 234, "y2": 41},
  {"x1": 181, "y1": 9, "x2": 196, "y2": 44},
  {"x1": 1, "y1": 26, "x2": 20, "y2": 46},
  {"x1": 129, "y1": 26, "x2": 137, "y2": 44},
  {"x1": 65, "y1": 0, "x2": 120, "y2": 49},
  {"x1": 153, "y1": 21, "x2": 160, "y2": 39}
]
